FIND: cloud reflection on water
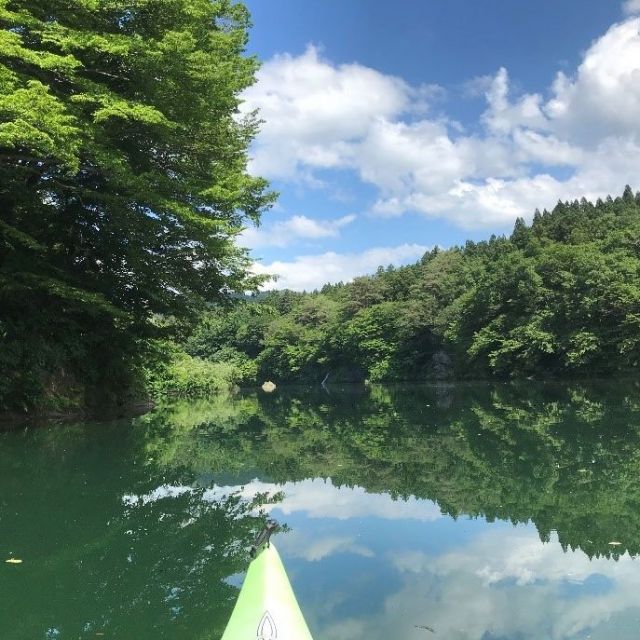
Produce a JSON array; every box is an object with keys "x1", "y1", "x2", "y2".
[{"x1": 122, "y1": 477, "x2": 640, "y2": 639}]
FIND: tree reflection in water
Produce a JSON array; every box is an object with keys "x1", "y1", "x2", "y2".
[{"x1": 2, "y1": 380, "x2": 640, "y2": 639}]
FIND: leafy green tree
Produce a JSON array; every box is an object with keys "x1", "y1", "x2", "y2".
[
  {"x1": 186, "y1": 305, "x2": 270, "y2": 361},
  {"x1": 510, "y1": 216, "x2": 530, "y2": 248},
  {"x1": 0, "y1": 0, "x2": 273, "y2": 410},
  {"x1": 257, "y1": 316, "x2": 323, "y2": 381},
  {"x1": 336, "y1": 301, "x2": 404, "y2": 380}
]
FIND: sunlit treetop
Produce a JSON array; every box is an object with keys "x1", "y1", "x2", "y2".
[{"x1": 0, "y1": 0, "x2": 275, "y2": 320}]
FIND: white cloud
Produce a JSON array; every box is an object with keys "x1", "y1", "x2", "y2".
[
  {"x1": 241, "y1": 45, "x2": 420, "y2": 180},
  {"x1": 251, "y1": 243, "x2": 429, "y2": 291},
  {"x1": 123, "y1": 478, "x2": 444, "y2": 521},
  {"x1": 371, "y1": 136, "x2": 640, "y2": 229},
  {"x1": 544, "y1": 18, "x2": 640, "y2": 143},
  {"x1": 279, "y1": 532, "x2": 374, "y2": 562},
  {"x1": 326, "y1": 527, "x2": 640, "y2": 640},
  {"x1": 622, "y1": 0, "x2": 640, "y2": 15},
  {"x1": 512, "y1": 129, "x2": 583, "y2": 165},
  {"x1": 482, "y1": 67, "x2": 547, "y2": 135},
  {"x1": 240, "y1": 214, "x2": 356, "y2": 249},
  {"x1": 244, "y1": 19, "x2": 640, "y2": 230}
]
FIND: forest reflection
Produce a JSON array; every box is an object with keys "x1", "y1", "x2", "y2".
[
  {"x1": 2, "y1": 381, "x2": 639, "y2": 639},
  {"x1": 140, "y1": 381, "x2": 640, "y2": 559}
]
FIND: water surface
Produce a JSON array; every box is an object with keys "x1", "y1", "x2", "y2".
[{"x1": 2, "y1": 382, "x2": 640, "y2": 639}]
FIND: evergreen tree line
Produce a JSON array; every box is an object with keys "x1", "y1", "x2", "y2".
[{"x1": 188, "y1": 188, "x2": 640, "y2": 384}]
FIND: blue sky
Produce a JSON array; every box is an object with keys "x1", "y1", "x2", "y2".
[{"x1": 238, "y1": 0, "x2": 640, "y2": 290}]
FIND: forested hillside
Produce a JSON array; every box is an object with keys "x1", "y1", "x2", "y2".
[{"x1": 187, "y1": 188, "x2": 640, "y2": 384}]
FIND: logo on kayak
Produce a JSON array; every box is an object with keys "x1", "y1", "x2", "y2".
[{"x1": 257, "y1": 611, "x2": 277, "y2": 639}]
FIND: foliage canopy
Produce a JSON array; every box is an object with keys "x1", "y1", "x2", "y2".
[
  {"x1": 195, "y1": 189, "x2": 640, "y2": 383},
  {"x1": 0, "y1": 0, "x2": 273, "y2": 411}
]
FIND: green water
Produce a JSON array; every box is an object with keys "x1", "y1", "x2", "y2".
[{"x1": 2, "y1": 382, "x2": 640, "y2": 639}]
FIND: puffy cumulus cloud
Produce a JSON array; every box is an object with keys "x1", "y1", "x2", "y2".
[
  {"x1": 245, "y1": 19, "x2": 640, "y2": 230},
  {"x1": 372, "y1": 138, "x2": 640, "y2": 229},
  {"x1": 354, "y1": 118, "x2": 519, "y2": 197},
  {"x1": 251, "y1": 243, "x2": 429, "y2": 291},
  {"x1": 481, "y1": 67, "x2": 547, "y2": 135},
  {"x1": 240, "y1": 214, "x2": 356, "y2": 249},
  {"x1": 511, "y1": 129, "x2": 584, "y2": 165},
  {"x1": 373, "y1": 175, "x2": 565, "y2": 228},
  {"x1": 545, "y1": 18, "x2": 640, "y2": 143},
  {"x1": 241, "y1": 45, "x2": 421, "y2": 180}
]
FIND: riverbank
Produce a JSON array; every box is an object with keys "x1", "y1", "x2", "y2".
[{"x1": 3, "y1": 371, "x2": 638, "y2": 431}]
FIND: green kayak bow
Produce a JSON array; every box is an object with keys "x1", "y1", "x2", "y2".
[{"x1": 221, "y1": 527, "x2": 313, "y2": 640}]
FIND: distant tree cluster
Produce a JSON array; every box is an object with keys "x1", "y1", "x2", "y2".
[{"x1": 190, "y1": 188, "x2": 640, "y2": 383}]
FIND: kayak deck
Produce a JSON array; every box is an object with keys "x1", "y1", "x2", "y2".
[{"x1": 221, "y1": 543, "x2": 313, "y2": 640}]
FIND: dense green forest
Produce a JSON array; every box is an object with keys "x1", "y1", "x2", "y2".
[{"x1": 184, "y1": 188, "x2": 640, "y2": 387}]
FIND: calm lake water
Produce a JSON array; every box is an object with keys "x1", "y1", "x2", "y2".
[{"x1": 2, "y1": 382, "x2": 640, "y2": 639}]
